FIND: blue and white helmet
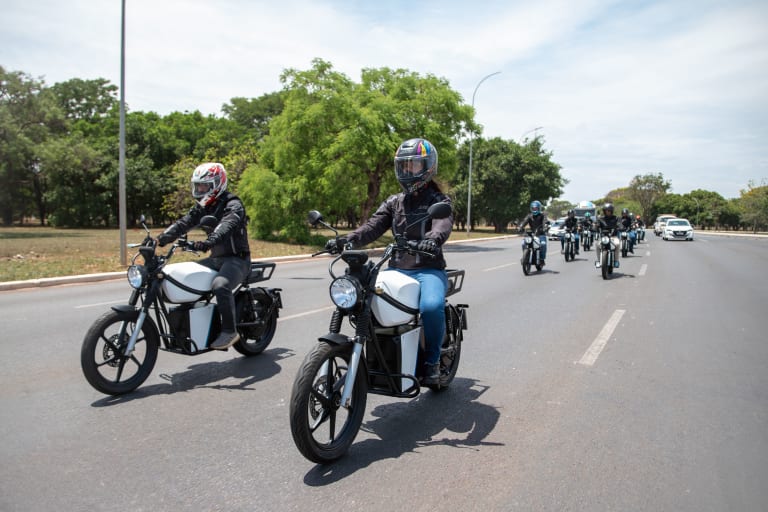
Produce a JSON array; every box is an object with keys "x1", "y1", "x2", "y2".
[{"x1": 530, "y1": 200, "x2": 542, "y2": 216}]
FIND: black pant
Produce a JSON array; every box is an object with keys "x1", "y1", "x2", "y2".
[{"x1": 198, "y1": 255, "x2": 251, "y2": 332}]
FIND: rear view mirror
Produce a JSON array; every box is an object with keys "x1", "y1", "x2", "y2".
[
  {"x1": 307, "y1": 210, "x2": 323, "y2": 227},
  {"x1": 427, "y1": 202, "x2": 452, "y2": 220}
]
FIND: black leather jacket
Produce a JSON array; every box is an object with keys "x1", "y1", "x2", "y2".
[
  {"x1": 563, "y1": 216, "x2": 579, "y2": 231},
  {"x1": 162, "y1": 191, "x2": 250, "y2": 259},
  {"x1": 346, "y1": 186, "x2": 453, "y2": 270},
  {"x1": 518, "y1": 213, "x2": 549, "y2": 236},
  {"x1": 598, "y1": 214, "x2": 620, "y2": 236}
]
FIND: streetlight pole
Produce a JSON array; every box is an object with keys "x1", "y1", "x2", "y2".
[
  {"x1": 119, "y1": 0, "x2": 127, "y2": 266},
  {"x1": 467, "y1": 71, "x2": 501, "y2": 235},
  {"x1": 520, "y1": 126, "x2": 543, "y2": 143}
]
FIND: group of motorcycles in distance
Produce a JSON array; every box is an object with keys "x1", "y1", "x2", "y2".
[{"x1": 519, "y1": 216, "x2": 646, "y2": 280}]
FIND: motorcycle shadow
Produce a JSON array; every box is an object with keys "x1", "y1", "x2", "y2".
[
  {"x1": 90, "y1": 347, "x2": 294, "y2": 407},
  {"x1": 303, "y1": 377, "x2": 503, "y2": 485}
]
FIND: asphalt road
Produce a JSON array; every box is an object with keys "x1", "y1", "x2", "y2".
[{"x1": 1, "y1": 232, "x2": 766, "y2": 511}]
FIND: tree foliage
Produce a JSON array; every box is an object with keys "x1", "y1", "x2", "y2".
[{"x1": 627, "y1": 172, "x2": 671, "y2": 220}]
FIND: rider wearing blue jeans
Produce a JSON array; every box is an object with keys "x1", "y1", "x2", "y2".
[
  {"x1": 620, "y1": 208, "x2": 636, "y2": 253},
  {"x1": 327, "y1": 138, "x2": 453, "y2": 386},
  {"x1": 518, "y1": 200, "x2": 549, "y2": 266}
]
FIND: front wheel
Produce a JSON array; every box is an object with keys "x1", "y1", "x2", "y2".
[
  {"x1": 601, "y1": 251, "x2": 610, "y2": 280},
  {"x1": 289, "y1": 341, "x2": 368, "y2": 464},
  {"x1": 234, "y1": 289, "x2": 278, "y2": 356},
  {"x1": 80, "y1": 310, "x2": 159, "y2": 395},
  {"x1": 522, "y1": 248, "x2": 532, "y2": 275}
]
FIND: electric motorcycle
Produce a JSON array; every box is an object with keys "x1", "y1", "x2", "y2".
[
  {"x1": 80, "y1": 215, "x2": 283, "y2": 395},
  {"x1": 289, "y1": 202, "x2": 468, "y2": 463}
]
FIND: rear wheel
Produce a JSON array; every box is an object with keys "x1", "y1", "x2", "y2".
[
  {"x1": 80, "y1": 310, "x2": 159, "y2": 395},
  {"x1": 427, "y1": 305, "x2": 463, "y2": 392},
  {"x1": 289, "y1": 341, "x2": 367, "y2": 464},
  {"x1": 234, "y1": 289, "x2": 278, "y2": 356}
]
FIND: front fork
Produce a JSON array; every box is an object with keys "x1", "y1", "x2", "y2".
[{"x1": 123, "y1": 285, "x2": 157, "y2": 357}]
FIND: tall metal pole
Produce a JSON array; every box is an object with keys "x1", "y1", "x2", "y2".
[
  {"x1": 119, "y1": 0, "x2": 127, "y2": 265},
  {"x1": 466, "y1": 71, "x2": 501, "y2": 235}
]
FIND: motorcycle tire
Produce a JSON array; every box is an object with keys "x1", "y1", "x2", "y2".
[
  {"x1": 522, "y1": 248, "x2": 532, "y2": 275},
  {"x1": 601, "y1": 252, "x2": 609, "y2": 280},
  {"x1": 234, "y1": 289, "x2": 278, "y2": 356},
  {"x1": 622, "y1": 248, "x2": 628, "y2": 258},
  {"x1": 289, "y1": 341, "x2": 367, "y2": 464},
  {"x1": 80, "y1": 309, "x2": 159, "y2": 395},
  {"x1": 427, "y1": 304, "x2": 463, "y2": 392}
]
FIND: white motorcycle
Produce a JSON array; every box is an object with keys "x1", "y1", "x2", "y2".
[
  {"x1": 80, "y1": 215, "x2": 283, "y2": 395},
  {"x1": 289, "y1": 202, "x2": 468, "y2": 463}
]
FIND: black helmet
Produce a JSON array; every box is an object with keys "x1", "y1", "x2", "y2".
[
  {"x1": 622, "y1": 208, "x2": 629, "y2": 215},
  {"x1": 567, "y1": 209, "x2": 575, "y2": 217},
  {"x1": 394, "y1": 138, "x2": 437, "y2": 194},
  {"x1": 603, "y1": 203, "x2": 614, "y2": 215}
]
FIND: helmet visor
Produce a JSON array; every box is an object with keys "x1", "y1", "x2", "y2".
[
  {"x1": 192, "y1": 181, "x2": 214, "y2": 199},
  {"x1": 395, "y1": 156, "x2": 427, "y2": 181}
]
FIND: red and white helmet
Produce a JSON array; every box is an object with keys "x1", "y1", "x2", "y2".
[{"x1": 191, "y1": 162, "x2": 227, "y2": 207}]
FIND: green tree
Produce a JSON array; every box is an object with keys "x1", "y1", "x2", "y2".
[
  {"x1": 738, "y1": 180, "x2": 768, "y2": 232},
  {"x1": 546, "y1": 199, "x2": 576, "y2": 220},
  {"x1": 627, "y1": 172, "x2": 671, "y2": 220},
  {"x1": 0, "y1": 67, "x2": 66, "y2": 225},
  {"x1": 240, "y1": 59, "x2": 474, "y2": 241}
]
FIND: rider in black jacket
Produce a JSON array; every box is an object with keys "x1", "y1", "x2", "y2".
[
  {"x1": 158, "y1": 163, "x2": 251, "y2": 350},
  {"x1": 597, "y1": 203, "x2": 620, "y2": 265},
  {"x1": 561, "y1": 209, "x2": 580, "y2": 255},
  {"x1": 619, "y1": 208, "x2": 636, "y2": 254},
  {"x1": 518, "y1": 200, "x2": 549, "y2": 266}
]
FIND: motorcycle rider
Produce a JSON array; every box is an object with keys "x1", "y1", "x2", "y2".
[
  {"x1": 620, "y1": 208, "x2": 636, "y2": 254},
  {"x1": 597, "y1": 203, "x2": 620, "y2": 266},
  {"x1": 634, "y1": 214, "x2": 645, "y2": 241},
  {"x1": 157, "y1": 163, "x2": 251, "y2": 350},
  {"x1": 517, "y1": 201, "x2": 549, "y2": 266},
  {"x1": 581, "y1": 212, "x2": 594, "y2": 246},
  {"x1": 325, "y1": 138, "x2": 453, "y2": 386},
  {"x1": 560, "y1": 209, "x2": 580, "y2": 255}
]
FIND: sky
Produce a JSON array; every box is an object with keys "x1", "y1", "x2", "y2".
[{"x1": 2, "y1": 0, "x2": 767, "y2": 203}]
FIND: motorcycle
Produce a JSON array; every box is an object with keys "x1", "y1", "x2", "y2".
[
  {"x1": 289, "y1": 202, "x2": 468, "y2": 463},
  {"x1": 80, "y1": 215, "x2": 283, "y2": 395},
  {"x1": 581, "y1": 227, "x2": 593, "y2": 252},
  {"x1": 636, "y1": 225, "x2": 646, "y2": 243},
  {"x1": 562, "y1": 229, "x2": 577, "y2": 262},
  {"x1": 620, "y1": 230, "x2": 630, "y2": 257},
  {"x1": 595, "y1": 228, "x2": 620, "y2": 280},
  {"x1": 520, "y1": 228, "x2": 547, "y2": 275}
]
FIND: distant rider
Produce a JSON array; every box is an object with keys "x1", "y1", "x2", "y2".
[
  {"x1": 620, "y1": 208, "x2": 636, "y2": 254},
  {"x1": 561, "y1": 209, "x2": 580, "y2": 255},
  {"x1": 597, "y1": 203, "x2": 620, "y2": 266},
  {"x1": 518, "y1": 200, "x2": 549, "y2": 266}
]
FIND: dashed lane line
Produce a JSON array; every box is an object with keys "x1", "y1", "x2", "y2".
[{"x1": 578, "y1": 309, "x2": 625, "y2": 366}]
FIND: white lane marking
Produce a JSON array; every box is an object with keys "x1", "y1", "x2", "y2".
[
  {"x1": 483, "y1": 263, "x2": 516, "y2": 271},
  {"x1": 75, "y1": 300, "x2": 125, "y2": 309},
  {"x1": 638, "y1": 264, "x2": 647, "y2": 276},
  {"x1": 646, "y1": 251, "x2": 651, "y2": 256},
  {"x1": 277, "y1": 306, "x2": 335, "y2": 322},
  {"x1": 578, "y1": 309, "x2": 625, "y2": 366}
]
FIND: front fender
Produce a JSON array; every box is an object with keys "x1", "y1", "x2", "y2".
[
  {"x1": 318, "y1": 332, "x2": 352, "y2": 345},
  {"x1": 110, "y1": 304, "x2": 140, "y2": 320}
]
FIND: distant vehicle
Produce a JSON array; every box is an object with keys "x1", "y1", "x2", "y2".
[
  {"x1": 663, "y1": 218, "x2": 694, "y2": 241},
  {"x1": 654, "y1": 214, "x2": 677, "y2": 236},
  {"x1": 573, "y1": 200, "x2": 597, "y2": 221},
  {"x1": 548, "y1": 218, "x2": 567, "y2": 240}
]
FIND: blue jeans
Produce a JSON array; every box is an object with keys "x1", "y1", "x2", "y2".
[
  {"x1": 629, "y1": 230, "x2": 636, "y2": 251},
  {"x1": 396, "y1": 268, "x2": 447, "y2": 366},
  {"x1": 521, "y1": 235, "x2": 547, "y2": 261}
]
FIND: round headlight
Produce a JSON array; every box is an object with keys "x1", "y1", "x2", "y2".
[
  {"x1": 601, "y1": 236, "x2": 610, "y2": 245},
  {"x1": 329, "y1": 277, "x2": 361, "y2": 309},
  {"x1": 524, "y1": 235, "x2": 533, "y2": 244},
  {"x1": 127, "y1": 265, "x2": 147, "y2": 289}
]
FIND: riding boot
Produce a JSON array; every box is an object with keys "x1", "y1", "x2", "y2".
[
  {"x1": 423, "y1": 363, "x2": 440, "y2": 386},
  {"x1": 211, "y1": 290, "x2": 240, "y2": 350}
]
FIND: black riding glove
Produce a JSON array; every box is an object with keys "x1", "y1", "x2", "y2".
[
  {"x1": 157, "y1": 232, "x2": 175, "y2": 247},
  {"x1": 192, "y1": 240, "x2": 211, "y2": 252},
  {"x1": 324, "y1": 237, "x2": 349, "y2": 254},
  {"x1": 417, "y1": 239, "x2": 438, "y2": 254}
]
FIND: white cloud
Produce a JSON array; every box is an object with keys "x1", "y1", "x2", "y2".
[{"x1": 2, "y1": 0, "x2": 766, "y2": 201}]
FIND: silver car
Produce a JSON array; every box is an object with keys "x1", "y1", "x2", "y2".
[{"x1": 548, "y1": 219, "x2": 566, "y2": 240}]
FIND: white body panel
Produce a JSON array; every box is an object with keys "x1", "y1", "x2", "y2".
[
  {"x1": 371, "y1": 270, "x2": 420, "y2": 327},
  {"x1": 189, "y1": 303, "x2": 215, "y2": 351},
  {"x1": 397, "y1": 327, "x2": 421, "y2": 391},
  {"x1": 162, "y1": 262, "x2": 217, "y2": 303}
]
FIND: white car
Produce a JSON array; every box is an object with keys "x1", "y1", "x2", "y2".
[
  {"x1": 663, "y1": 218, "x2": 694, "y2": 241},
  {"x1": 654, "y1": 214, "x2": 677, "y2": 236},
  {"x1": 547, "y1": 219, "x2": 567, "y2": 240}
]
